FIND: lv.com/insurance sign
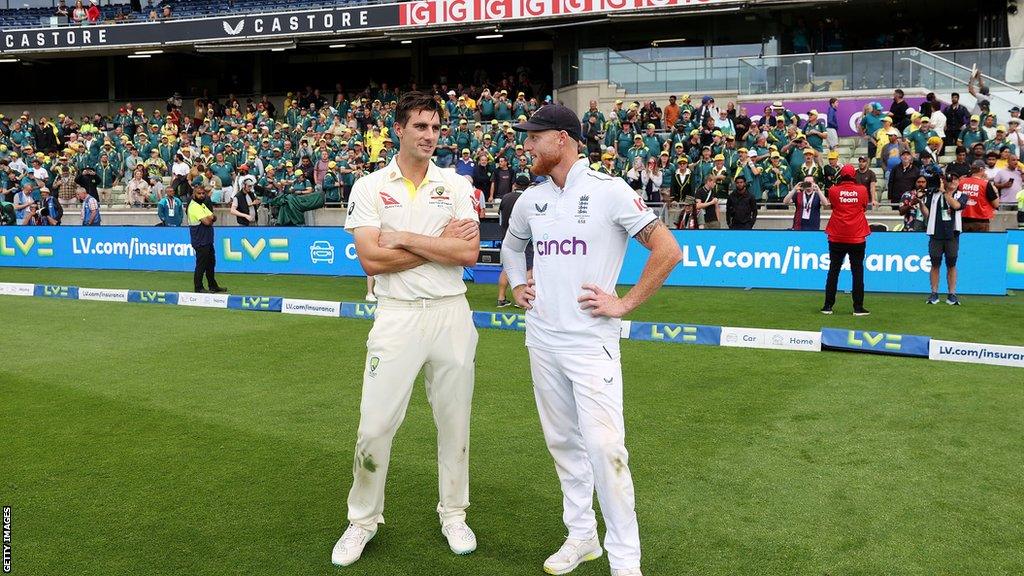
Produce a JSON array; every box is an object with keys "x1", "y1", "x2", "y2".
[
  {"x1": 620, "y1": 230, "x2": 1007, "y2": 296},
  {"x1": 0, "y1": 226, "x2": 364, "y2": 276}
]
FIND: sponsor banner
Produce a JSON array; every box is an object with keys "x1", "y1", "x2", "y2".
[
  {"x1": 620, "y1": 230, "x2": 1007, "y2": 296},
  {"x1": 3, "y1": 228, "x2": 1012, "y2": 296},
  {"x1": 628, "y1": 321, "x2": 721, "y2": 345},
  {"x1": 281, "y1": 298, "x2": 342, "y2": 317},
  {"x1": 929, "y1": 339, "x2": 1024, "y2": 369},
  {"x1": 400, "y1": 0, "x2": 736, "y2": 27},
  {"x1": 473, "y1": 310, "x2": 526, "y2": 331},
  {"x1": 0, "y1": 282, "x2": 35, "y2": 297},
  {"x1": 821, "y1": 327, "x2": 930, "y2": 358},
  {"x1": 1008, "y1": 230, "x2": 1024, "y2": 290},
  {"x1": 741, "y1": 98, "x2": 927, "y2": 138},
  {"x1": 126, "y1": 290, "x2": 179, "y2": 305},
  {"x1": 177, "y1": 292, "x2": 230, "y2": 308},
  {"x1": 339, "y1": 302, "x2": 379, "y2": 320},
  {"x1": 0, "y1": 6, "x2": 398, "y2": 53},
  {"x1": 720, "y1": 326, "x2": 821, "y2": 352},
  {"x1": 227, "y1": 295, "x2": 283, "y2": 312},
  {"x1": 0, "y1": 226, "x2": 363, "y2": 277},
  {"x1": 77, "y1": 287, "x2": 129, "y2": 302},
  {"x1": 33, "y1": 284, "x2": 78, "y2": 299}
]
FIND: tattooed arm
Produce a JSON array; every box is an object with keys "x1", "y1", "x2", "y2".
[{"x1": 579, "y1": 218, "x2": 683, "y2": 318}]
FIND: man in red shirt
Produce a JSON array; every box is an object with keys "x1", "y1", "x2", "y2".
[
  {"x1": 957, "y1": 161, "x2": 1000, "y2": 232},
  {"x1": 822, "y1": 164, "x2": 871, "y2": 316}
]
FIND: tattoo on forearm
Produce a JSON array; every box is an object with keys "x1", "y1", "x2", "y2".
[{"x1": 634, "y1": 219, "x2": 665, "y2": 249}]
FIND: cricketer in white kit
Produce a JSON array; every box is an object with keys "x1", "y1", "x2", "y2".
[
  {"x1": 332, "y1": 92, "x2": 482, "y2": 567},
  {"x1": 501, "y1": 105, "x2": 683, "y2": 576}
]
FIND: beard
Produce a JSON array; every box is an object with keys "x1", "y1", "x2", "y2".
[{"x1": 530, "y1": 150, "x2": 556, "y2": 176}]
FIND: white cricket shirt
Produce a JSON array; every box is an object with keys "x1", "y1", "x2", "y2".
[
  {"x1": 506, "y1": 159, "x2": 657, "y2": 355},
  {"x1": 345, "y1": 158, "x2": 478, "y2": 301}
]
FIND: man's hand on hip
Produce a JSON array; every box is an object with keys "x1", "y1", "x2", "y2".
[
  {"x1": 578, "y1": 283, "x2": 628, "y2": 318},
  {"x1": 512, "y1": 278, "x2": 536, "y2": 310}
]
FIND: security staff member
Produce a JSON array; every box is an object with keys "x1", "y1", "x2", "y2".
[{"x1": 187, "y1": 186, "x2": 225, "y2": 293}]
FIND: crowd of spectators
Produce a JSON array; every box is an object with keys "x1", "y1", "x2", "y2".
[
  {"x1": 0, "y1": 73, "x2": 1021, "y2": 229},
  {"x1": 53, "y1": 0, "x2": 172, "y2": 24}
]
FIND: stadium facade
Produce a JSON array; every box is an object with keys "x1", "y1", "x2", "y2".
[{"x1": 0, "y1": 0, "x2": 1017, "y2": 116}]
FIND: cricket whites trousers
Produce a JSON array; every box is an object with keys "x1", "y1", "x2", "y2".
[
  {"x1": 528, "y1": 347, "x2": 641, "y2": 571},
  {"x1": 347, "y1": 294, "x2": 478, "y2": 530}
]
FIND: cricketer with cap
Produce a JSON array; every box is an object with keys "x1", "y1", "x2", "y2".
[
  {"x1": 501, "y1": 105, "x2": 683, "y2": 576},
  {"x1": 332, "y1": 91, "x2": 482, "y2": 567}
]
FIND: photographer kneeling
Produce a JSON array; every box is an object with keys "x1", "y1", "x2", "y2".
[{"x1": 919, "y1": 172, "x2": 968, "y2": 306}]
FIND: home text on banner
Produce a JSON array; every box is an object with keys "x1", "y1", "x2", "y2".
[{"x1": 720, "y1": 327, "x2": 821, "y2": 352}]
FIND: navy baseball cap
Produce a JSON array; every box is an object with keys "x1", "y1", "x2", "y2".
[{"x1": 513, "y1": 105, "x2": 582, "y2": 141}]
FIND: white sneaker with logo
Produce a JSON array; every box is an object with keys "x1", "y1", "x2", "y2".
[
  {"x1": 441, "y1": 521, "x2": 477, "y2": 555},
  {"x1": 543, "y1": 535, "x2": 603, "y2": 575},
  {"x1": 331, "y1": 524, "x2": 376, "y2": 567}
]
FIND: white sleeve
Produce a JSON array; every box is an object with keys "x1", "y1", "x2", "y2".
[
  {"x1": 500, "y1": 198, "x2": 532, "y2": 288},
  {"x1": 451, "y1": 176, "x2": 480, "y2": 222},
  {"x1": 506, "y1": 194, "x2": 532, "y2": 242},
  {"x1": 607, "y1": 179, "x2": 658, "y2": 236},
  {"x1": 343, "y1": 177, "x2": 381, "y2": 230}
]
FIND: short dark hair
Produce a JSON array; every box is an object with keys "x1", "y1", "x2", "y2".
[
  {"x1": 955, "y1": 146, "x2": 967, "y2": 155},
  {"x1": 734, "y1": 175, "x2": 746, "y2": 183},
  {"x1": 951, "y1": 92, "x2": 960, "y2": 99},
  {"x1": 395, "y1": 91, "x2": 440, "y2": 127}
]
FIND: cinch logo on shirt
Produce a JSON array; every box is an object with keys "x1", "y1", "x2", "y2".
[{"x1": 536, "y1": 236, "x2": 588, "y2": 256}]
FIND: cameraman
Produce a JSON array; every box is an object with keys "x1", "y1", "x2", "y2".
[{"x1": 919, "y1": 172, "x2": 968, "y2": 305}]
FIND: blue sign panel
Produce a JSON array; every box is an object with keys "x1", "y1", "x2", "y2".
[
  {"x1": 628, "y1": 321, "x2": 721, "y2": 345},
  {"x1": 33, "y1": 284, "x2": 78, "y2": 299},
  {"x1": 1007, "y1": 230, "x2": 1024, "y2": 290},
  {"x1": 227, "y1": 295, "x2": 283, "y2": 312},
  {"x1": 127, "y1": 290, "x2": 179, "y2": 305},
  {"x1": 821, "y1": 328, "x2": 930, "y2": 358},
  {"x1": 619, "y1": 230, "x2": 1007, "y2": 296}
]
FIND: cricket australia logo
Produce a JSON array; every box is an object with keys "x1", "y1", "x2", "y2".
[
  {"x1": 369, "y1": 356, "x2": 380, "y2": 377},
  {"x1": 534, "y1": 203, "x2": 548, "y2": 214},
  {"x1": 576, "y1": 194, "x2": 590, "y2": 223}
]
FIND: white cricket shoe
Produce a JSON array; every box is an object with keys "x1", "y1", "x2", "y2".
[
  {"x1": 611, "y1": 569, "x2": 643, "y2": 576},
  {"x1": 543, "y1": 535, "x2": 603, "y2": 575},
  {"x1": 331, "y1": 524, "x2": 376, "y2": 567},
  {"x1": 365, "y1": 293, "x2": 377, "y2": 302},
  {"x1": 441, "y1": 521, "x2": 477, "y2": 555}
]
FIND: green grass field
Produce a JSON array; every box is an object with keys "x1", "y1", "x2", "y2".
[{"x1": 2, "y1": 267, "x2": 1022, "y2": 576}]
